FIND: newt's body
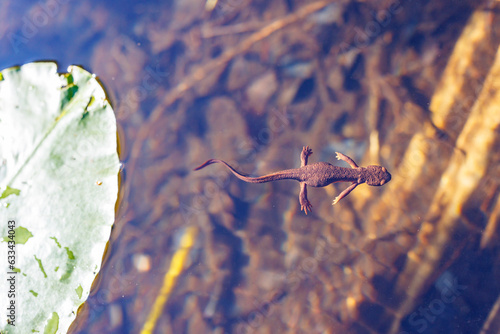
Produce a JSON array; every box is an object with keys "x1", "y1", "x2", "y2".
[{"x1": 194, "y1": 146, "x2": 391, "y2": 214}]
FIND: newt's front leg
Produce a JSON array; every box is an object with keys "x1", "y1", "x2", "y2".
[
  {"x1": 299, "y1": 182, "x2": 312, "y2": 214},
  {"x1": 332, "y1": 182, "x2": 358, "y2": 205},
  {"x1": 335, "y1": 152, "x2": 359, "y2": 168}
]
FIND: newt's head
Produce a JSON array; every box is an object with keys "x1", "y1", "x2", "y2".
[{"x1": 365, "y1": 165, "x2": 391, "y2": 186}]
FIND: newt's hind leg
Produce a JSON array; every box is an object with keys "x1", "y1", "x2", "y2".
[
  {"x1": 299, "y1": 182, "x2": 312, "y2": 214},
  {"x1": 301, "y1": 146, "x2": 313, "y2": 167},
  {"x1": 335, "y1": 152, "x2": 359, "y2": 168}
]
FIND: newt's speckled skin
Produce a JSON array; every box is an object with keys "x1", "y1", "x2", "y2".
[{"x1": 194, "y1": 146, "x2": 391, "y2": 214}]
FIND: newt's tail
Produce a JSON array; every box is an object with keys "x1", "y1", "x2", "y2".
[
  {"x1": 194, "y1": 159, "x2": 297, "y2": 183},
  {"x1": 193, "y1": 159, "x2": 253, "y2": 180},
  {"x1": 194, "y1": 159, "x2": 229, "y2": 171}
]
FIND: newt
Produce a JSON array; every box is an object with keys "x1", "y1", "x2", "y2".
[{"x1": 194, "y1": 146, "x2": 391, "y2": 214}]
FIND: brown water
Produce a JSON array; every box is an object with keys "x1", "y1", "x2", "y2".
[{"x1": 2, "y1": 0, "x2": 500, "y2": 333}]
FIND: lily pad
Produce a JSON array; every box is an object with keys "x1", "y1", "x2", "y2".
[{"x1": 0, "y1": 62, "x2": 120, "y2": 334}]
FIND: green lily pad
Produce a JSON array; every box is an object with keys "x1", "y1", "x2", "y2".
[{"x1": 0, "y1": 62, "x2": 120, "y2": 333}]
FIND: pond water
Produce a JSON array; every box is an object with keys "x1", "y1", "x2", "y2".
[{"x1": 1, "y1": 0, "x2": 500, "y2": 333}]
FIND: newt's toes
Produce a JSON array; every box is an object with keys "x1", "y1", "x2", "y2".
[
  {"x1": 304, "y1": 146, "x2": 313, "y2": 155},
  {"x1": 301, "y1": 202, "x2": 313, "y2": 214}
]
